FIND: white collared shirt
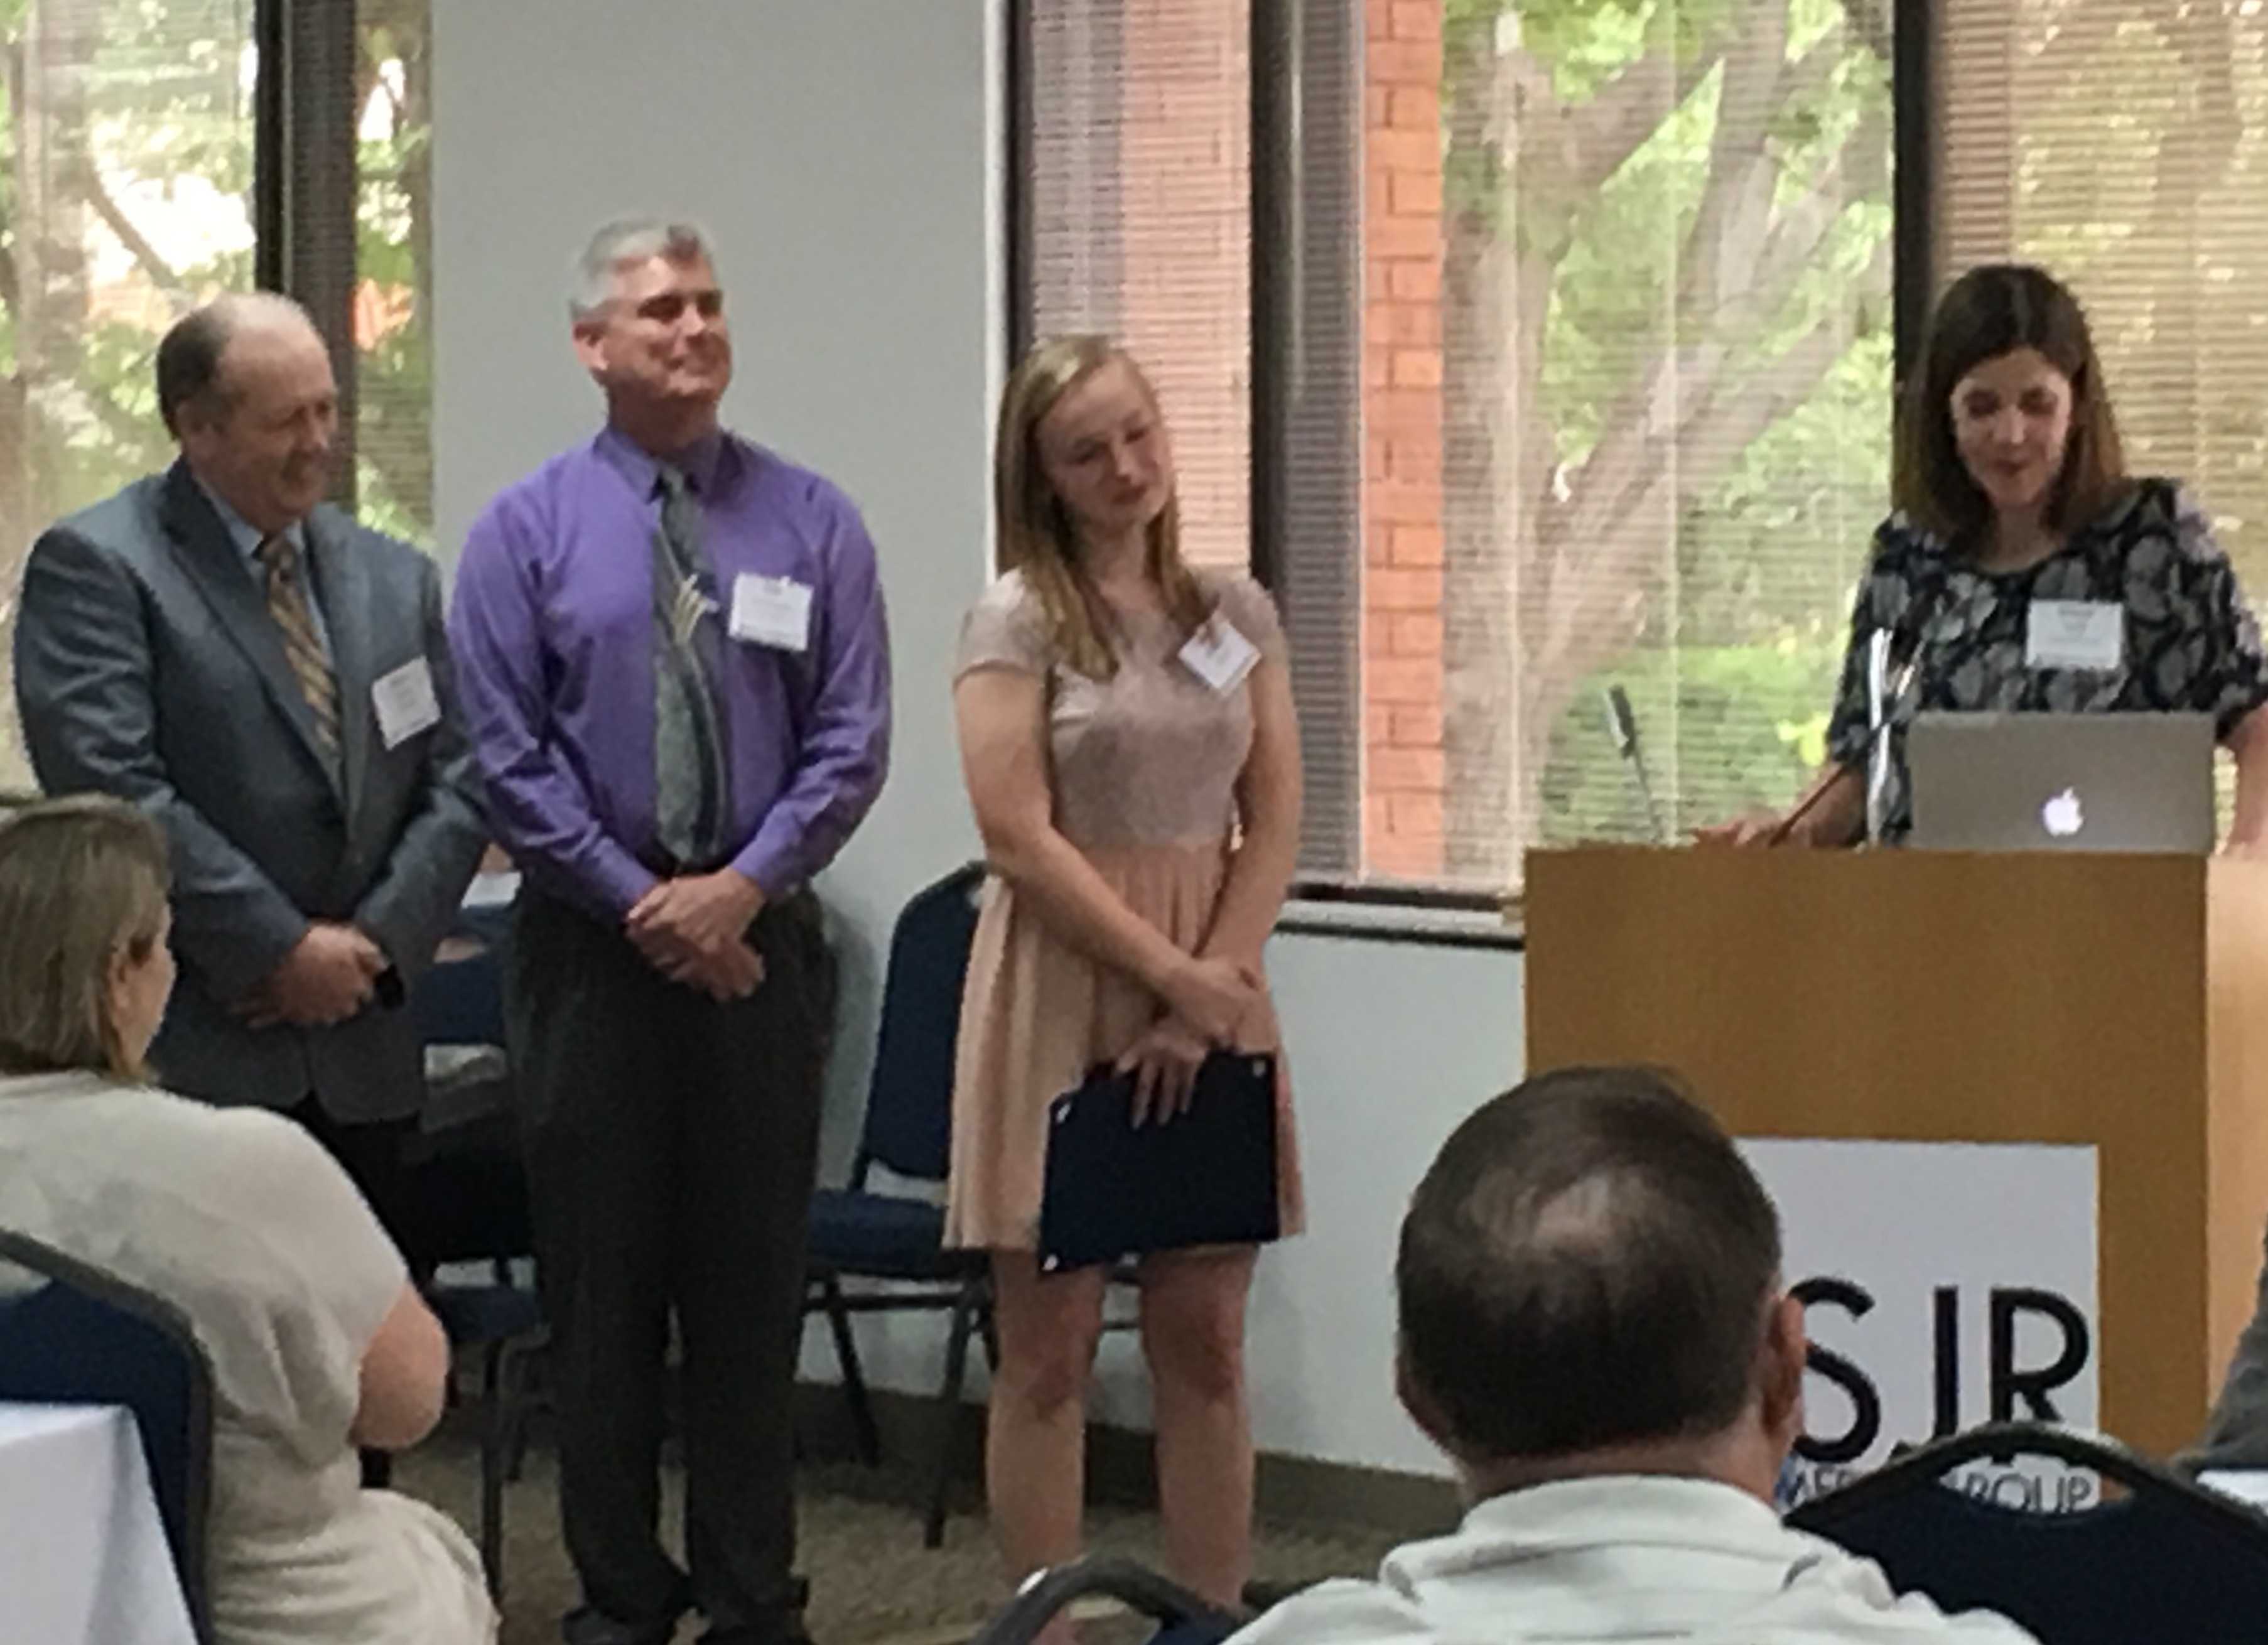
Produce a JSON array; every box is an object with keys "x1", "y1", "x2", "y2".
[
  {"x1": 192, "y1": 474, "x2": 332, "y2": 660},
  {"x1": 1229, "y1": 1475, "x2": 2040, "y2": 1644}
]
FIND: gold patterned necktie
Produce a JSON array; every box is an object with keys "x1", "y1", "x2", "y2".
[{"x1": 256, "y1": 534, "x2": 341, "y2": 756}]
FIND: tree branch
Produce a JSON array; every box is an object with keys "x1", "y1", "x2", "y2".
[
  {"x1": 1671, "y1": 239, "x2": 1894, "y2": 514},
  {"x1": 1837, "y1": 0, "x2": 1891, "y2": 62},
  {"x1": 1672, "y1": 5, "x2": 1792, "y2": 324},
  {"x1": 1536, "y1": 230, "x2": 1891, "y2": 698},
  {"x1": 72, "y1": 158, "x2": 189, "y2": 311},
  {"x1": 1568, "y1": 11, "x2": 1744, "y2": 196},
  {"x1": 1722, "y1": 106, "x2": 1887, "y2": 343}
]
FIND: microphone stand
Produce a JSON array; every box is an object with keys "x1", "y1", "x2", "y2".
[
  {"x1": 1766, "y1": 639, "x2": 1921, "y2": 848},
  {"x1": 1866, "y1": 628, "x2": 1895, "y2": 846},
  {"x1": 1605, "y1": 684, "x2": 1668, "y2": 844}
]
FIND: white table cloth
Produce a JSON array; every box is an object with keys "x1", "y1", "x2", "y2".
[
  {"x1": 2200, "y1": 1469, "x2": 2268, "y2": 1512},
  {"x1": 0, "y1": 1401, "x2": 197, "y2": 1644}
]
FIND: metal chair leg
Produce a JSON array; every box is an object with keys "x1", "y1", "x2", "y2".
[
  {"x1": 819, "y1": 1273, "x2": 883, "y2": 1466},
  {"x1": 500, "y1": 1331, "x2": 544, "y2": 1482},
  {"x1": 927, "y1": 1283, "x2": 981, "y2": 1548},
  {"x1": 479, "y1": 1342, "x2": 506, "y2": 1599}
]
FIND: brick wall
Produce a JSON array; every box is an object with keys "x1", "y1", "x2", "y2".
[
  {"x1": 1362, "y1": 0, "x2": 1447, "y2": 880},
  {"x1": 1108, "y1": 0, "x2": 1450, "y2": 881},
  {"x1": 1119, "y1": 0, "x2": 1253, "y2": 572}
]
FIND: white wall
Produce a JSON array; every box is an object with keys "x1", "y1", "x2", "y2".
[{"x1": 433, "y1": 0, "x2": 1525, "y2": 1477}]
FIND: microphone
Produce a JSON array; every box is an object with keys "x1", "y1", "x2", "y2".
[{"x1": 1603, "y1": 683, "x2": 1669, "y2": 843}]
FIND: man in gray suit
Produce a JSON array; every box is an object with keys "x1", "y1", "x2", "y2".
[{"x1": 13, "y1": 292, "x2": 487, "y2": 1244}]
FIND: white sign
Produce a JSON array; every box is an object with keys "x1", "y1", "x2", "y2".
[{"x1": 1744, "y1": 1138, "x2": 2100, "y2": 1513}]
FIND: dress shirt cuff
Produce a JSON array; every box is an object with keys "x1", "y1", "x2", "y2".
[
  {"x1": 588, "y1": 844, "x2": 664, "y2": 922},
  {"x1": 730, "y1": 831, "x2": 806, "y2": 905}
]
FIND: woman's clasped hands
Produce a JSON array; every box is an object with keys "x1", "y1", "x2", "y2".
[{"x1": 1117, "y1": 952, "x2": 1264, "y2": 1127}]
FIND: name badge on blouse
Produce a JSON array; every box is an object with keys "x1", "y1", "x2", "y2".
[
  {"x1": 2025, "y1": 600, "x2": 2124, "y2": 672},
  {"x1": 1179, "y1": 618, "x2": 1260, "y2": 693},
  {"x1": 728, "y1": 573, "x2": 813, "y2": 653},
  {"x1": 372, "y1": 657, "x2": 441, "y2": 749}
]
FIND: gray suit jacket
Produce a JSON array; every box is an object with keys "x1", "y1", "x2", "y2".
[{"x1": 13, "y1": 461, "x2": 489, "y2": 1122}]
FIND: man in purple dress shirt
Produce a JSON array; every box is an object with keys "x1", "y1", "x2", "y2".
[{"x1": 449, "y1": 220, "x2": 890, "y2": 1645}]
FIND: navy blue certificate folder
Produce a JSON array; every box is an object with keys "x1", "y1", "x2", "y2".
[{"x1": 1038, "y1": 1050, "x2": 1280, "y2": 1272}]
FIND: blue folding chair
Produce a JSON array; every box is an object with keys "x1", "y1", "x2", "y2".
[
  {"x1": 970, "y1": 1555, "x2": 1245, "y2": 1645},
  {"x1": 0, "y1": 1229, "x2": 216, "y2": 1643},
  {"x1": 1788, "y1": 1421, "x2": 2268, "y2": 1643},
  {"x1": 804, "y1": 861, "x2": 992, "y2": 1546}
]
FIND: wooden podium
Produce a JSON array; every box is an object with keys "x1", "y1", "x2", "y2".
[{"x1": 1523, "y1": 846, "x2": 2268, "y2": 1457}]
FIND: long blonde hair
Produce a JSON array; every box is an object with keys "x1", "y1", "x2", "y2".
[
  {"x1": 0, "y1": 796, "x2": 172, "y2": 1082},
  {"x1": 993, "y1": 335, "x2": 1209, "y2": 678}
]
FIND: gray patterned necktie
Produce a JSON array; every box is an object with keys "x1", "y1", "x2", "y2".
[{"x1": 652, "y1": 464, "x2": 731, "y2": 866}]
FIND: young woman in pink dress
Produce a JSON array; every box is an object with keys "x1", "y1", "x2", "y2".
[{"x1": 948, "y1": 335, "x2": 1305, "y2": 1619}]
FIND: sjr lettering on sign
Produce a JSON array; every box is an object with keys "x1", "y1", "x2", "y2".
[{"x1": 1791, "y1": 1276, "x2": 2092, "y2": 1465}]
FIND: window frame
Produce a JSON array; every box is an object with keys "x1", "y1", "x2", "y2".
[
  {"x1": 1009, "y1": 0, "x2": 1945, "y2": 919},
  {"x1": 254, "y1": 0, "x2": 367, "y2": 515}
]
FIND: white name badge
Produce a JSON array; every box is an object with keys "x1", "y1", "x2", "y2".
[
  {"x1": 2025, "y1": 599, "x2": 2124, "y2": 672},
  {"x1": 1179, "y1": 617, "x2": 1261, "y2": 693},
  {"x1": 372, "y1": 657, "x2": 441, "y2": 749},
  {"x1": 728, "y1": 573, "x2": 813, "y2": 653}
]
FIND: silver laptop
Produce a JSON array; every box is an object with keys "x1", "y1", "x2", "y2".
[{"x1": 1904, "y1": 711, "x2": 2216, "y2": 853}]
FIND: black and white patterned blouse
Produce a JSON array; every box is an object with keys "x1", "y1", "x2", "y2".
[{"x1": 1823, "y1": 478, "x2": 2268, "y2": 841}]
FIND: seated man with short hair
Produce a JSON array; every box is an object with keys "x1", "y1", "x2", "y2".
[{"x1": 1233, "y1": 1066, "x2": 2037, "y2": 1644}]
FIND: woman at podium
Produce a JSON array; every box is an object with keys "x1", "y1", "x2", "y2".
[{"x1": 1712, "y1": 262, "x2": 2268, "y2": 848}]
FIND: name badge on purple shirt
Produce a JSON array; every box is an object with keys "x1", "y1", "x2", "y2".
[{"x1": 729, "y1": 573, "x2": 813, "y2": 653}]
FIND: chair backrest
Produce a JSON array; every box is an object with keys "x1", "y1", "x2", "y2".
[
  {"x1": 0, "y1": 1229, "x2": 215, "y2": 1642},
  {"x1": 411, "y1": 900, "x2": 514, "y2": 1047},
  {"x1": 856, "y1": 862, "x2": 986, "y2": 1185},
  {"x1": 971, "y1": 1555, "x2": 1242, "y2": 1645},
  {"x1": 1786, "y1": 1422, "x2": 2268, "y2": 1644}
]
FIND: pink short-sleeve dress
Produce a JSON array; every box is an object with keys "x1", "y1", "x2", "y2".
[{"x1": 944, "y1": 568, "x2": 1305, "y2": 1251}]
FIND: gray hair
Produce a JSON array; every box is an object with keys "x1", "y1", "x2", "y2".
[{"x1": 569, "y1": 218, "x2": 718, "y2": 322}]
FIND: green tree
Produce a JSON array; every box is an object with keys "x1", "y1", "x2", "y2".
[{"x1": 1438, "y1": 0, "x2": 1894, "y2": 874}]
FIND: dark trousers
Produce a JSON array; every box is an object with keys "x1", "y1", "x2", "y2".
[
  {"x1": 508, "y1": 887, "x2": 826, "y2": 1642},
  {"x1": 290, "y1": 1098, "x2": 419, "y2": 1250},
  {"x1": 292, "y1": 1094, "x2": 532, "y2": 1276}
]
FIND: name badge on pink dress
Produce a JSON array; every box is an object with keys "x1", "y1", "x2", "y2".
[{"x1": 1179, "y1": 619, "x2": 1260, "y2": 693}]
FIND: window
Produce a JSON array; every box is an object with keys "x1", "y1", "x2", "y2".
[
  {"x1": 0, "y1": 0, "x2": 431, "y2": 795},
  {"x1": 350, "y1": 1, "x2": 435, "y2": 544},
  {"x1": 0, "y1": 0, "x2": 259, "y2": 792},
  {"x1": 1020, "y1": 0, "x2": 1254, "y2": 573},
  {"x1": 1342, "y1": 0, "x2": 1898, "y2": 888},
  {"x1": 1020, "y1": 0, "x2": 1898, "y2": 893}
]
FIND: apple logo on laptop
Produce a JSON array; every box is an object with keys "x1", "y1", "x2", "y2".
[{"x1": 2041, "y1": 787, "x2": 2085, "y2": 838}]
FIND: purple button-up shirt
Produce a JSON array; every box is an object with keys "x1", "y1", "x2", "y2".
[{"x1": 449, "y1": 426, "x2": 891, "y2": 921}]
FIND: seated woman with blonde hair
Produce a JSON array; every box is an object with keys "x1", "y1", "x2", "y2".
[{"x1": 0, "y1": 795, "x2": 494, "y2": 1645}]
